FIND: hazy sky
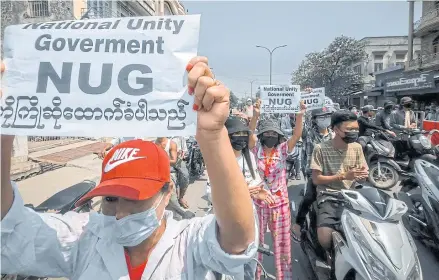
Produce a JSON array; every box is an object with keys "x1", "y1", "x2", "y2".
[{"x1": 182, "y1": 1, "x2": 422, "y2": 98}]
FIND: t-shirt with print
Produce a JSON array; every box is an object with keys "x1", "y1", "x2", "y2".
[
  {"x1": 251, "y1": 141, "x2": 290, "y2": 208},
  {"x1": 205, "y1": 152, "x2": 262, "y2": 204},
  {"x1": 310, "y1": 140, "x2": 367, "y2": 193}
]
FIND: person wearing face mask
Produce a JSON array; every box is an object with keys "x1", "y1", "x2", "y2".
[
  {"x1": 389, "y1": 96, "x2": 417, "y2": 131},
  {"x1": 375, "y1": 101, "x2": 394, "y2": 130},
  {"x1": 0, "y1": 57, "x2": 259, "y2": 279},
  {"x1": 348, "y1": 105, "x2": 358, "y2": 115},
  {"x1": 244, "y1": 98, "x2": 254, "y2": 119},
  {"x1": 247, "y1": 99, "x2": 306, "y2": 280},
  {"x1": 291, "y1": 106, "x2": 335, "y2": 242},
  {"x1": 205, "y1": 116, "x2": 273, "y2": 206},
  {"x1": 357, "y1": 105, "x2": 396, "y2": 150},
  {"x1": 310, "y1": 110, "x2": 368, "y2": 260}
]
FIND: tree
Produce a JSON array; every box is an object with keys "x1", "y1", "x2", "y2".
[
  {"x1": 291, "y1": 36, "x2": 367, "y2": 100},
  {"x1": 230, "y1": 91, "x2": 239, "y2": 108}
]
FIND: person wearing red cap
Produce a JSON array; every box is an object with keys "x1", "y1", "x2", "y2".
[{"x1": 0, "y1": 57, "x2": 258, "y2": 279}]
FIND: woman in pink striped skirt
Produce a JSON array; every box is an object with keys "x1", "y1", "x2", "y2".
[{"x1": 248, "y1": 100, "x2": 306, "y2": 279}]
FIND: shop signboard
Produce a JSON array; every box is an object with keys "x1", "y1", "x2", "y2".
[{"x1": 385, "y1": 72, "x2": 435, "y2": 93}]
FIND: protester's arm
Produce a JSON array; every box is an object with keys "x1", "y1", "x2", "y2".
[
  {"x1": 287, "y1": 103, "x2": 305, "y2": 153},
  {"x1": 389, "y1": 112, "x2": 405, "y2": 131},
  {"x1": 169, "y1": 140, "x2": 178, "y2": 165},
  {"x1": 358, "y1": 116, "x2": 385, "y2": 132},
  {"x1": 188, "y1": 56, "x2": 256, "y2": 255},
  {"x1": 310, "y1": 144, "x2": 341, "y2": 185},
  {"x1": 248, "y1": 100, "x2": 260, "y2": 150}
]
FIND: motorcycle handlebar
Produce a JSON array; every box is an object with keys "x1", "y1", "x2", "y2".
[{"x1": 257, "y1": 244, "x2": 274, "y2": 256}]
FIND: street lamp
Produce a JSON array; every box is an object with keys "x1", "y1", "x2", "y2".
[{"x1": 256, "y1": 44, "x2": 287, "y2": 85}]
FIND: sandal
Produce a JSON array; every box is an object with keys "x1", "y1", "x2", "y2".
[
  {"x1": 178, "y1": 198, "x2": 190, "y2": 209},
  {"x1": 291, "y1": 225, "x2": 302, "y2": 243}
]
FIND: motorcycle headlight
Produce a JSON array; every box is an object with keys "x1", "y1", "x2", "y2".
[
  {"x1": 419, "y1": 135, "x2": 431, "y2": 149},
  {"x1": 346, "y1": 216, "x2": 397, "y2": 280}
]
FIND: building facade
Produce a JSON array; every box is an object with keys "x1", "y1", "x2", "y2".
[
  {"x1": 79, "y1": 0, "x2": 186, "y2": 19},
  {"x1": 348, "y1": 36, "x2": 421, "y2": 107},
  {"x1": 377, "y1": 0, "x2": 439, "y2": 110}
]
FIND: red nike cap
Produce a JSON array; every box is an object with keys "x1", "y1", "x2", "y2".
[{"x1": 75, "y1": 139, "x2": 170, "y2": 206}]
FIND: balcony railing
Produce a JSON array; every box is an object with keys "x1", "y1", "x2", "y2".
[
  {"x1": 407, "y1": 52, "x2": 439, "y2": 70},
  {"x1": 414, "y1": 7, "x2": 439, "y2": 33}
]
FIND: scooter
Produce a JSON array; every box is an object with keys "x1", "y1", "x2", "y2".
[
  {"x1": 286, "y1": 140, "x2": 302, "y2": 183},
  {"x1": 363, "y1": 130, "x2": 401, "y2": 190},
  {"x1": 396, "y1": 159, "x2": 439, "y2": 251},
  {"x1": 298, "y1": 182, "x2": 422, "y2": 280},
  {"x1": 393, "y1": 128, "x2": 436, "y2": 170}
]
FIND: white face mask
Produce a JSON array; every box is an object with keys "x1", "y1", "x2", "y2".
[
  {"x1": 106, "y1": 194, "x2": 165, "y2": 247},
  {"x1": 316, "y1": 118, "x2": 331, "y2": 130}
]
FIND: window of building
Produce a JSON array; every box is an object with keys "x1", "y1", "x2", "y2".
[
  {"x1": 433, "y1": 36, "x2": 439, "y2": 54},
  {"x1": 353, "y1": 64, "x2": 362, "y2": 74},
  {"x1": 395, "y1": 62, "x2": 405, "y2": 67},
  {"x1": 374, "y1": 54, "x2": 384, "y2": 60},
  {"x1": 374, "y1": 63, "x2": 383, "y2": 72},
  {"x1": 28, "y1": 0, "x2": 50, "y2": 17},
  {"x1": 395, "y1": 53, "x2": 406, "y2": 60},
  {"x1": 164, "y1": 2, "x2": 173, "y2": 15}
]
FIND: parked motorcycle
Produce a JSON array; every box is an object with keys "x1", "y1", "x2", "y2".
[
  {"x1": 286, "y1": 140, "x2": 303, "y2": 183},
  {"x1": 363, "y1": 130, "x2": 401, "y2": 190},
  {"x1": 186, "y1": 136, "x2": 205, "y2": 180},
  {"x1": 393, "y1": 128, "x2": 436, "y2": 170},
  {"x1": 396, "y1": 159, "x2": 439, "y2": 252},
  {"x1": 1, "y1": 180, "x2": 97, "y2": 280},
  {"x1": 298, "y1": 182, "x2": 422, "y2": 280}
]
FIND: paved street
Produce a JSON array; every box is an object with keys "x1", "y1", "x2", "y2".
[{"x1": 14, "y1": 154, "x2": 439, "y2": 279}]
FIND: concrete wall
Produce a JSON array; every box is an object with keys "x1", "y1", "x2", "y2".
[{"x1": 1, "y1": 0, "x2": 74, "y2": 52}]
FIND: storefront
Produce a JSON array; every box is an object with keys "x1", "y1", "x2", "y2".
[{"x1": 365, "y1": 69, "x2": 439, "y2": 110}]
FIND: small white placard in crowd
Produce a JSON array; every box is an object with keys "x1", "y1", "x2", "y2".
[
  {"x1": 301, "y1": 87, "x2": 325, "y2": 110},
  {"x1": 259, "y1": 85, "x2": 301, "y2": 113}
]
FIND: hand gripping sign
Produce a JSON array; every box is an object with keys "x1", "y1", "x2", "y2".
[{"x1": 0, "y1": 16, "x2": 201, "y2": 137}]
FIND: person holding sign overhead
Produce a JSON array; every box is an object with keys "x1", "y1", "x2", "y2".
[
  {"x1": 0, "y1": 57, "x2": 258, "y2": 279},
  {"x1": 248, "y1": 98, "x2": 306, "y2": 280}
]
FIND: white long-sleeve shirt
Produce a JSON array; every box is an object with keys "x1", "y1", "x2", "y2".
[{"x1": 1, "y1": 184, "x2": 259, "y2": 279}]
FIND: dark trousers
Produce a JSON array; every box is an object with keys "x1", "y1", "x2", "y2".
[{"x1": 295, "y1": 176, "x2": 317, "y2": 225}]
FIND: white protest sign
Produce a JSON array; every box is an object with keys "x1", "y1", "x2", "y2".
[
  {"x1": 1, "y1": 16, "x2": 200, "y2": 137},
  {"x1": 259, "y1": 85, "x2": 301, "y2": 113},
  {"x1": 301, "y1": 87, "x2": 325, "y2": 110},
  {"x1": 324, "y1": 96, "x2": 334, "y2": 108}
]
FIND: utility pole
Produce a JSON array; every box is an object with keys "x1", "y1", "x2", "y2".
[
  {"x1": 408, "y1": 0, "x2": 415, "y2": 62},
  {"x1": 256, "y1": 45, "x2": 287, "y2": 85}
]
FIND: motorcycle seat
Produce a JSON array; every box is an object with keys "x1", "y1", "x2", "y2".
[{"x1": 36, "y1": 180, "x2": 96, "y2": 213}]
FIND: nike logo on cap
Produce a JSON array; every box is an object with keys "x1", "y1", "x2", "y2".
[{"x1": 104, "y1": 147, "x2": 146, "y2": 173}]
